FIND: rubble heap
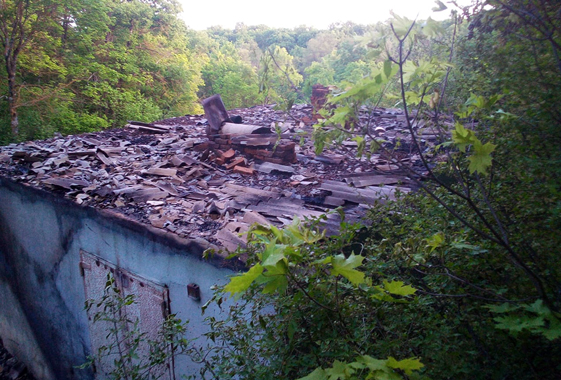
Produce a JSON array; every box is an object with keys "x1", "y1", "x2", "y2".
[
  {"x1": 0, "y1": 100, "x2": 447, "y2": 253},
  {"x1": 202, "y1": 94, "x2": 297, "y2": 168}
]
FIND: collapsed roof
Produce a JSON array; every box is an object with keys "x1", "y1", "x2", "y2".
[{"x1": 0, "y1": 98, "x2": 445, "y2": 256}]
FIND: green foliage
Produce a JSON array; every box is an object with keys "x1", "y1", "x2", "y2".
[
  {"x1": 194, "y1": 4, "x2": 561, "y2": 380},
  {"x1": 199, "y1": 41, "x2": 262, "y2": 109},
  {"x1": 193, "y1": 218, "x2": 421, "y2": 380},
  {"x1": 258, "y1": 46, "x2": 303, "y2": 106},
  {"x1": 487, "y1": 300, "x2": 561, "y2": 340},
  {"x1": 3, "y1": 6, "x2": 561, "y2": 378},
  {"x1": 312, "y1": 60, "x2": 397, "y2": 155},
  {"x1": 0, "y1": 0, "x2": 202, "y2": 142},
  {"x1": 451, "y1": 122, "x2": 496, "y2": 174},
  {"x1": 298, "y1": 356, "x2": 423, "y2": 380}
]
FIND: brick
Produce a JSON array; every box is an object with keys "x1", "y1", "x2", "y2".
[
  {"x1": 256, "y1": 149, "x2": 274, "y2": 158},
  {"x1": 214, "y1": 149, "x2": 225, "y2": 159},
  {"x1": 276, "y1": 141, "x2": 296, "y2": 151},
  {"x1": 243, "y1": 148, "x2": 259, "y2": 155},
  {"x1": 272, "y1": 150, "x2": 285, "y2": 158},
  {"x1": 283, "y1": 150, "x2": 297, "y2": 158},
  {"x1": 234, "y1": 165, "x2": 255, "y2": 175},
  {"x1": 214, "y1": 138, "x2": 230, "y2": 145},
  {"x1": 285, "y1": 152, "x2": 297, "y2": 163},
  {"x1": 287, "y1": 155, "x2": 297, "y2": 164},
  {"x1": 261, "y1": 156, "x2": 285, "y2": 165},
  {"x1": 223, "y1": 148, "x2": 236, "y2": 160},
  {"x1": 193, "y1": 142, "x2": 210, "y2": 152},
  {"x1": 226, "y1": 157, "x2": 246, "y2": 169}
]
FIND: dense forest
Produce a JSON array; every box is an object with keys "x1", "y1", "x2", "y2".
[
  {"x1": 1, "y1": 0, "x2": 449, "y2": 143},
  {"x1": 3, "y1": 0, "x2": 561, "y2": 379}
]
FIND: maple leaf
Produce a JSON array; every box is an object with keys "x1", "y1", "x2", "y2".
[
  {"x1": 331, "y1": 253, "x2": 365, "y2": 286},
  {"x1": 355, "y1": 355, "x2": 389, "y2": 371},
  {"x1": 297, "y1": 368, "x2": 328, "y2": 380},
  {"x1": 261, "y1": 241, "x2": 287, "y2": 267},
  {"x1": 326, "y1": 360, "x2": 354, "y2": 380},
  {"x1": 258, "y1": 261, "x2": 288, "y2": 294},
  {"x1": 386, "y1": 357, "x2": 424, "y2": 375},
  {"x1": 452, "y1": 122, "x2": 476, "y2": 152},
  {"x1": 425, "y1": 231, "x2": 445, "y2": 252},
  {"x1": 493, "y1": 315, "x2": 545, "y2": 332},
  {"x1": 382, "y1": 280, "x2": 417, "y2": 296},
  {"x1": 224, "y1": 264, "x2": 263, "y2": 295},
  {"x1": 468, "y1": 140, "x2": 496, "y2": 174}
]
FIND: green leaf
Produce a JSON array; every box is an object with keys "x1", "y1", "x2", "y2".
[
  {"x1": 423, "y1": 17, "x2": 444, "y2": 36},
  {"x1": 542, "y1": 316, "x2": 561, "y2": 340},
  {"x1": 382, "y1": 280, "x2": 417, "y2": 296},
  {"x1": 452, "y1": 122, "x2": 476, "y2": 152},
  {"x1": 468, "y1": 140, "x2": 496, "y2": 174},
  {"x1": 405, "y1": 91, "x2": 421, "y2": 106},
  {"x1": 331, "y1": 253, "x2": 365, "y2": 286},
  {"x1": 224, "y1": 264, "x2": 263, "y2": 295},
  {"x1": 298, "y1": 368, "x2": 328, "y2": 380},
  {"x1": 390, "y1": 12, "x2": 416, "y2": 39},
  {"x1": 402, "y1": 60, "x2": 418, "y2": 84},
  {"x1": 353, "y1": 136, "x2": 366, "y2": 156},
  {"x1": 524, "y1": 299, "x2": 550, "y2": 315},
  {"x1": 425, "y1": 232, "x2": 445, "y2": 252},
  {"x1": 383, "y1": 60, "x2": 392, "y2": 79},
  {"x1": 260, "y1": 261, "x2": 289, "y2": 294},
  {"x1": 494, "y1": 315, "x2": 545, "y2": 332},
  {"x1": 486, "y1": 302, "x2": 520, "y2": 313},
  {"x1": 355, "y1": 355, "x2": 389, "y2": 372},
  {"x1": 326, "y1": 360, "x2": 354, "y2": 380},
  {"x1": 261, "y1": 242, "x2": 287, "y2": 267},
  {"x1": 287, "y1": 319, "x2": 297, "y2": 343},
  {"x1": 386, "y1": 357, "x2": 424, "y2": 375}
]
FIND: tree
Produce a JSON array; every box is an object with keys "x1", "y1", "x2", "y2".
[
  {"x1": 258, "y1": 46, "x2": 303, "y2": 105},
  {"x1": 302, "y1": 31, "x2": 340, "y2": 67},
  {"x1": 71, "y1": 0, "x2": 202, "y2": 126},
  {"x1": 199, "y1": 41, "x2": 261, "y2": 109},
  {"x1": 0, "y1": 0, "x2": 203, "y2": 142},
  {"x1": 0, "y1": 0, "x2": 63, "y2": 137},
  {"x1": 197, "y1": 7, "x2": 561, "y2": 379}
]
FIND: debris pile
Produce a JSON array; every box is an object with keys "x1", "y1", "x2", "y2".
[
  {"x1": 0, "y1": 97, "x2": 447, "y2": 253},
  {"x1": 202, "y1": 95, "x2": 297, "y2": 168}
]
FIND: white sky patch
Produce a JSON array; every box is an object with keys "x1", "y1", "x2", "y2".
[{"x1": 178, "y1": 0, "x2": 461, "y2": 30}]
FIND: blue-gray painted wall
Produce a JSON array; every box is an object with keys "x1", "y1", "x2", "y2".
[{"x1": 0, "y1": 178, "x2": 239, "y2": 379}]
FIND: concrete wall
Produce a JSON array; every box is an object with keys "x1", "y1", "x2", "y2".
[{"x1": 0, "y1": 178, "x2": 238, "y2": 379}]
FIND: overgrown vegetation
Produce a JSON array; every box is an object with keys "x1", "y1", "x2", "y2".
[
  {"x1": 187, "y1": 1, "x2": 561, "y2": 379},
  {"x1": 1, "y1": 0, "x2": 424, "y2": 143},
  {"x1": 0, "y1": 0, "x2": 201, "y2": 143},
  {"x1": 5, "y1": 0, "x2": 561, "y2": 378}
]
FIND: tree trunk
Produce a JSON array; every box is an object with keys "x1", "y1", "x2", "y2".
[{"x1": 6, "y1": 57, "x2": 19, "y2": 136}]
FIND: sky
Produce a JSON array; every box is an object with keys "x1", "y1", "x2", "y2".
[{"x1": 178, "y1": 0, "x2": 459, "y2": 31}]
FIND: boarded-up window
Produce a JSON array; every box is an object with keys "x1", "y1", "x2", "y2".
[{"x1": 80, "y1": 250, "x2": 174, "y2": 379}]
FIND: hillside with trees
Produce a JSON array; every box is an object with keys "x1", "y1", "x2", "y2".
[
  {"x1": 1, "y1": 0, "x2": 445, "y2": 143},
  {"x1": 2, "y1": 0, "x2": 560, "y2": 379}
]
